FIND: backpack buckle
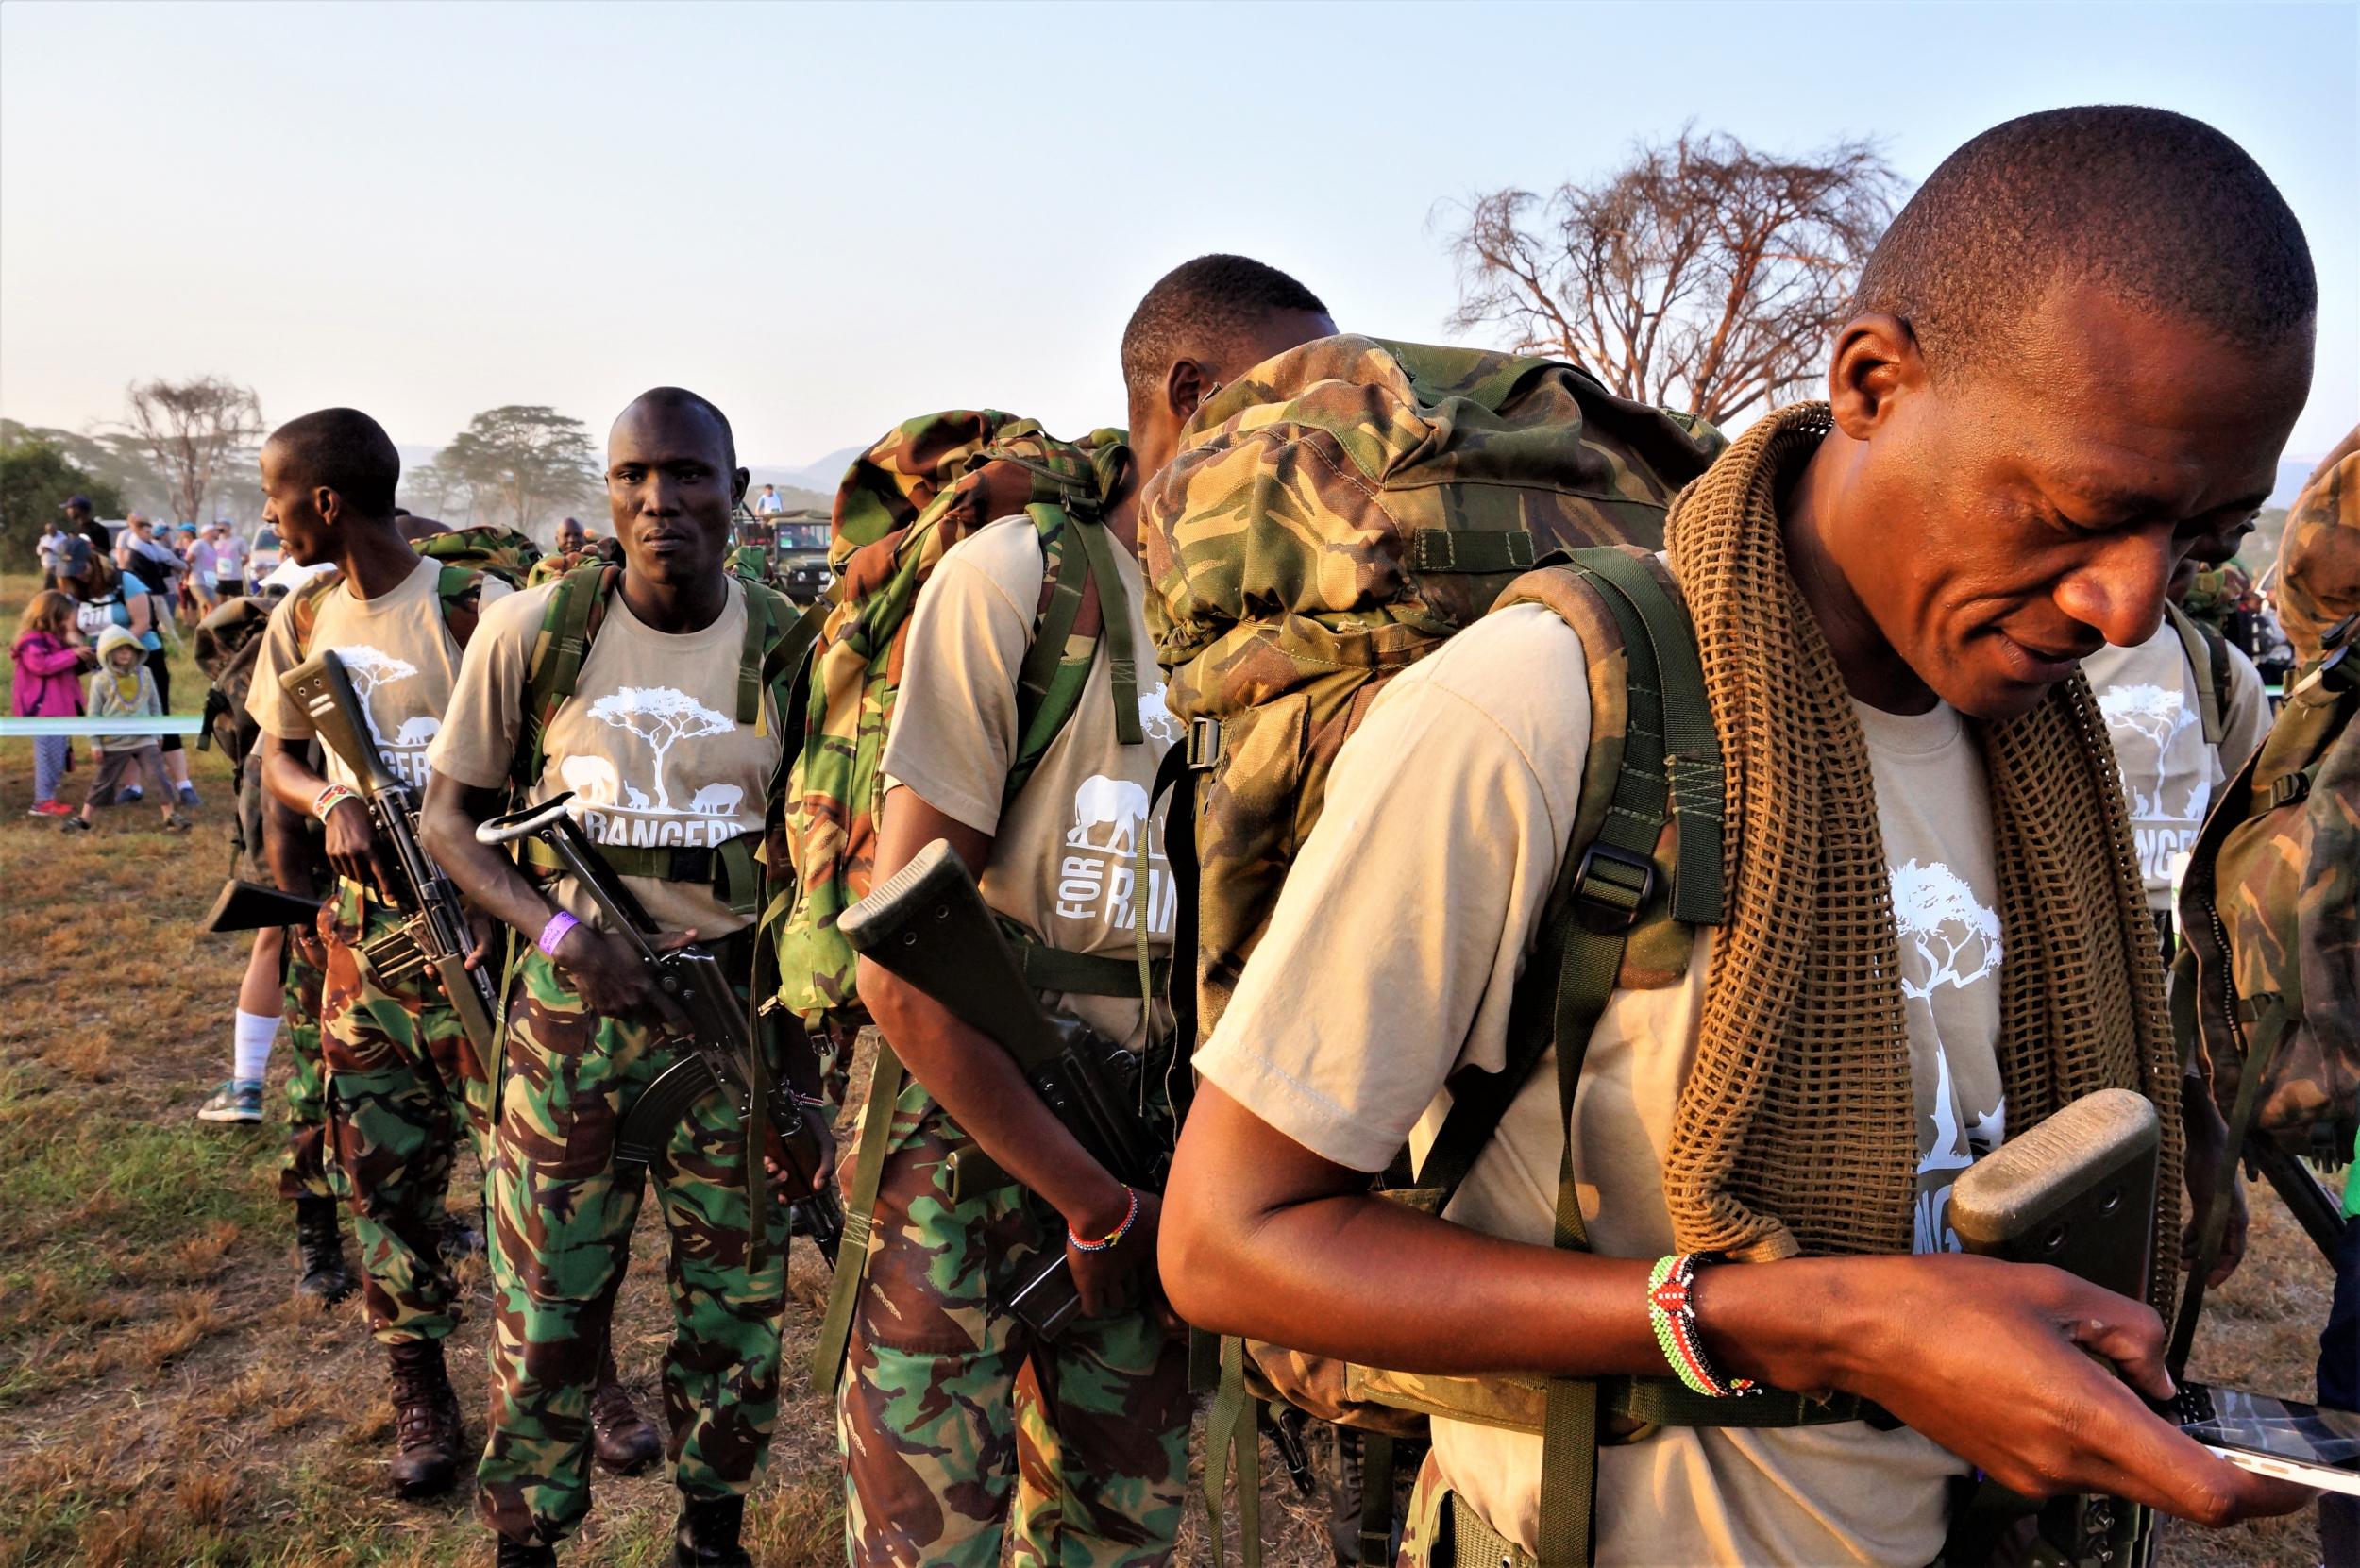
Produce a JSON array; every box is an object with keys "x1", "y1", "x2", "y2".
[
  {"x1": 2270, "y1": 771, "x2": 2313, "y2": 808},
  {"x1": 1571, "y1": 843, "x2": 1656, "y2": 934},
  {"x1": 1186, "y1": 717, "x2": 1223, "y2": 772}
]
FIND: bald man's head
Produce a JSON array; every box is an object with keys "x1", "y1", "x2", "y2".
[{"x1": 1121, "y1": 254, "x2": 1337, "y2": 483}]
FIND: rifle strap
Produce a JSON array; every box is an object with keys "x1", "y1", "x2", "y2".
[
  {"x1": 1204, "y1": 1334, "x2": 1265, "y2": 1568},
  {"x1": 810, "y1": 1039, "x2": 906, "y2": 1393}
]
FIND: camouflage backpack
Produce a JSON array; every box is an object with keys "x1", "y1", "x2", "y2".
[
  {"x1": 286, "y1": 523, "x2": 543, "y2": 655},
  {"x1": 1140, "y1": 335, "x2": 1724, "y2": 1048},
  {"x1": 768, "y1": 412, "x2": 1138, "y2": 1036}
]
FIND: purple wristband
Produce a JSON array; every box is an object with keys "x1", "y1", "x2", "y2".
[{"x1": 536, "y1": 908, "x2": 581, "y2": 958}]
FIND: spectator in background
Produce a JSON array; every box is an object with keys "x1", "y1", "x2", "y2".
[
  {"x1": 189, "y1": 523, "x2": 224, "y2": 612},
  {"x1": 753, "y1": 482, "x2": 783, "y2": 515},
  {"x1": 36, "y1": 519, "x2": 64, "y2": 587},
  {"x1": 213, "y1": 524, "x2": 248, "y2": 597},
  {"x1": 60, "y1": 625, "x2": 188, "y2": 835},
  {"x1": 12, "y1": 589, "x2": 93, "y2": 818},
  {"x1": 62, "y1": 556, "x2": 197, "y2": 807},
  {"x1": 554, "y1": 515, "x2": 587, "y2": 553},
  {"x1": 52, "y1": 506, "x2": 95, "y2": 587},
  {"x1": 63, "y1": 494, "x2": 111, "y2": 565},
  {"x1": 116, "y1": 513, "x2": 184, "y2": 599}
]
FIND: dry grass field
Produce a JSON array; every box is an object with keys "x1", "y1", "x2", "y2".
[{"x1": 0, "y1": 570, "x2": 2340, "y2": 1567}]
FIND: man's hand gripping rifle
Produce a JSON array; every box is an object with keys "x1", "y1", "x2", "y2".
[
  {"x1": 839, "y1": 838, "x2": 1167, "y2": 1341},
  {"x1": 473, "y1": 792, "x2": 843, "y2": 1266},
  {"x1": 279, "y1": 649, "x2": 499, "y2": 1055}
]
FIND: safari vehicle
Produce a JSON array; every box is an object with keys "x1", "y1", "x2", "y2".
[{"x1": 733, "y1": 506, "x2": 834, "y2": 604}]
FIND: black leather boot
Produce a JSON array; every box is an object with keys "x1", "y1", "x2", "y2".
[
  {"x1": 294, "y1": 1195, "x2": 355, "y2": 1304},
  {"x1": 673, "y1": 1494, "x2": 750, "y2": 1568},
  {"x1": 386, "y1": 1338, "x2": 465, "y2": 1498},
  {"x1": 589, "y1": 1339, "x2": 662, "y2": 1475},
  {"x1": 495, "y1": 1539, "x2": 557, "y2": 1568}
]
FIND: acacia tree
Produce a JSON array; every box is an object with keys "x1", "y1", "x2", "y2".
[
  {"x1": 123, "y1": 376, "x2": 265, "y2": 525},
  {"x1": 438, "y1": 406, "x2": 598, "y2": 534},
  {"x1": 586, "y1": 686, "x2": 733, "y2": 813},
  {"x1": 1443, "y1": 128, "x2": 1903, "y2": 424}
]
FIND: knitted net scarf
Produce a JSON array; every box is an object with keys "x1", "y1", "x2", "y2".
[{"x1": 1659, "y1": 404, "x2": 2183, "y2": 1311}]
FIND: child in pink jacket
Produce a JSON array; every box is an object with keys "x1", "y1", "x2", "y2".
[{"x1": 11, "y1": 589, "x2": 92, "y2": 816}]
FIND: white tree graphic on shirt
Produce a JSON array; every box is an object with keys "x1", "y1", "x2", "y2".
[
  {"x1": 1891, "y1": 858, "x2": 2004, "y2": 1000},
  {"x1": 585, "y1": 686, "x2": 733, "y2": 813},
  {"x1": 334, "y1": 645, "x2": 418, "y2": 750},
  {"x1": 2097, "y1": 683, "x2": 2198, "y2": 818}
]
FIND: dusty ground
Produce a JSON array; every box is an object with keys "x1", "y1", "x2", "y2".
[{"x1": 0, "y1": 570, "x2": 2340, "y2": 1566}]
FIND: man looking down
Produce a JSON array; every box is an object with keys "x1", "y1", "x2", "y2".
[{"x1": 1158, "y1": 106, "x2": 2319, "y2": 1564}]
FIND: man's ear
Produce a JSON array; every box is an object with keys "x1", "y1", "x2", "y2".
[
  {"x1": 732, "y1": 467, "x2": 750, "y2": 508},
  {"x1": 1165, "y1": 356, "x2": 1210, "y2": 426},
  {"x1": 1826, "y1": 312, "x2": 1928, "y2": 440},
  {"x1": 312, "y1": 486, "x2": 341, "y2": 532}
]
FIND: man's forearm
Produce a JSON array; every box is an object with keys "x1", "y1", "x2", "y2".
[
  {"x1": 865, "y1": 961, "x2": 1133, "y2": 1235},
  {"x1": 262, "y1": 792, "x2": 316, "y2": 901}
]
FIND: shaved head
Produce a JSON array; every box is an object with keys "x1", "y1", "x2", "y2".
[
  {"x1": 263, "y1": 407, "x2": 400, "y2": 520},
  {"x1": 1854, "y1": 105, "x2": 2315, "y2": 379},
  {"x1": 616, "y1": 386, "x2": 734, "y2": 471}
]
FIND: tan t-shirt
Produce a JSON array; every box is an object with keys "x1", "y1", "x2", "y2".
[
  {"x1": 245, "y1": 555, "x2": 512, "y2": 795},
  {"x1": 2082, "y1": 619, "x2": 2269, "y2": 914},
  {"x1": 881, "y1": 515, "x2": 1175, "y2": 1051},
  {"x1": 1193, "y1": 599, "x2": 2013, "y2": 1568},
  {"x1": 430, "y1": 576, "x2": 779, "y2": 936}
]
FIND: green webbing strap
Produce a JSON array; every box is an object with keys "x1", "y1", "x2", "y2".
[
  {"x1": 1006, "y1": 936, "x2": 1169, "y2": 998},
  {"x1": 1204, "y1": 1334, "x2": 1264, "y2": 1567},
  {"x1": 2164, "y1": 601, "x2": 2226, "y2": 747},
  {"x1": 1357, "y1": 1432, "x2": 1397, "y2": 1567},
  {"x1": 1066, "y1": 505, "x2": 1143, "y2": 747},
  {"x1": 1606, "y1": 1376, "x2": 1878, "y2": 1428},
  {"x1": 1013, "y1": 501, "x2": 1093, "y2": 768},
  {"x1": 809, "y1": 1041, "x2": 907, "y2": 1391},
  {"x1": 1409, "y1": 528, "x2": 1538, "y2": 575},
  {"x1": 1449, "y1": 1489, "x2": 1539, "y2": 1568},
  {"x1": 2168, "y1": 992, "x2": 2292, "y2": 1374},
  {"x1": 518, "y1": 832, "x2": 756, "y2": 904},
  {"x1": 735, "y1": 581, "x2": 773, "y2": 726},
  {"x1": 522, "y1": 564, "x2": 610, "y2": 791},
  {"x1": 1535, "y1": 559, "x2": 1680, "y2": 1568},
  {"x1": 1567, "y1": 548, "x2": 1724, "y2": 923}
]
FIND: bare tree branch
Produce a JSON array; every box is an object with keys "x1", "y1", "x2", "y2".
[
  {"x1": 1442, "y1": 129, "x2": 1905, "y2": 424},
  {"x1": 121, "y1": 376, "x2": 264, "y2": 525}
]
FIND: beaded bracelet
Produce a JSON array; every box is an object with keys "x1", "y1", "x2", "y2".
[
  {"x1": 1069, "y1": 1186, "x2": 1140, "y2": 1254},
  {"x1": 1647, "y1": 1252, "x2": 1762, "y2": 1400},
  {"x1": 312, "y1": 783, "x2": 361, "y2": 822}
]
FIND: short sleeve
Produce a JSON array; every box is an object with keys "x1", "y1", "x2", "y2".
[
  {"x1": 427, "y1": 583, "x2": 547, "y2": 789},
  {"x1": 877, "y1": 520, "x2": 1040, "y2": 835},
  {"x1": 2217, "y1": 640, "x2": 2270, "y2": 781},
  {"x1": 242, "y1": 591, "x2": 315, "y2": 742},
  {"x1": 1191, "y1": 605, "x2": 1594, "y2": 1172}
]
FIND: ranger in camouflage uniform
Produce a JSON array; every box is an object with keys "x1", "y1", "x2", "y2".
[
  {"x1": 420, "y1": 388, "x2": 827, "y2": 1568},
  {"x1": 838, "y1": 257, "x2": 1336, "y2": 1568}
]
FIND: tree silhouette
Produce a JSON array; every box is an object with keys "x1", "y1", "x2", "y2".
[
  {"x1": 585, "y1": 686, "x2": 733, "y2": 813},
  {"x1": 123, "y1": 376, "x2": 265, "y2": 526},
  {"x1": 336, "y1": 645, "x2": 419, "y2": 747},
  {"x1": 1889, "y1": 858, "x2": 2003, "y2": 1001},
  {"x1": 439, "y1": 405, "x2": 599, "y2": 537},
  {"x1": 2096, "y1": 683, "x2": 2195, "y2": 818}
]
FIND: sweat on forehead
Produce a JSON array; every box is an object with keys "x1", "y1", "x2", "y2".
[
  {"x1": 1852, "y1": 105, "x2": 2316, "y2": 378},
  {"x1": 613, "y1": 387, "x2": 736, "y2": 468}
]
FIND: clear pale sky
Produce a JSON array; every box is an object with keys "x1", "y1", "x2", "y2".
[{"x1": 2, "y1": 0, "x2": 2352, "y2": 470}]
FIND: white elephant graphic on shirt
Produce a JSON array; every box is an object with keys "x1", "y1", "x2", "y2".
[
  {"x1": 1068, "y1": 775, "x2": 1151, "y2": 853},
  {"x1": 561, "y1": 753, "x2": 619, "y2": 806}
]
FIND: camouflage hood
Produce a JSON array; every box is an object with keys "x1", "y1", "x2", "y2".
[{"x1": 2278, "y1": 447, "x2": 2359, "y2": 667}]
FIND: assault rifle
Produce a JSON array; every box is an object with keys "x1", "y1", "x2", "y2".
[
  {"x1": 838, "y1": 837, "x2": 1167, "y2": 1340},
  {"x1": 279, "y1": 649, "x2": 499, "y2": 1055},
  {"x1": 475, "y1": 793, "x2": 843, "y2": 1265}
]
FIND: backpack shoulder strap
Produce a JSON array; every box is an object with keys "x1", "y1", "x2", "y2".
[
  {"x1": 285, "y1": 569, "x2": 345, "y2": 660},
  {"x1": 2165, "y1": 599, "x2": 2227, "y2": 747},
  {"x1": 1006, "y1": 499, "x2": 1134, "y2": 800},
  {"x1": 513, "y1": 563, "x2": 618, "y2": 796}
]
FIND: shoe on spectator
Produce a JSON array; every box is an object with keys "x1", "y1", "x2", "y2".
[
  {"x1": 163, "y1": 811, "x2": 194, "y2": 833},
  {"x1": 115, "y1": 785, "x2": 143, "y2": 804},
  {"x1": 59, "y1": 817, "x2": 92, "y2": 834},
  {"x1": 25, "y1": 801, "x2": 72, "y2": 818},
  {"x1": 197, "y1": 1079, "x2": 263, "y2": 1123},
  {"x1": 177, "y1": 784, "x2": 202, "y2": 808}
]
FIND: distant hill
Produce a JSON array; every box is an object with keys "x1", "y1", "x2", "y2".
[{"x1": 756, "y1": 444, "x2": 865, "y2": 496}]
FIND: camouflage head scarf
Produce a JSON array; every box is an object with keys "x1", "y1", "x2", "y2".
[
  {"x1": 1659, "y1": 404, "x2": 2182, "y2": 1309},
  {"x1": 2277, "y1": 445, "x2": 2359, "y2": 667}
]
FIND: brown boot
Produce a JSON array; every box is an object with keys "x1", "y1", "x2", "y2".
[
  {"x1": 590, "y1": 1341, "x2": 662, "y2": 1475},
  {"x1": 387, "y1": 1339, "x2": 464, "y2": 1498}
]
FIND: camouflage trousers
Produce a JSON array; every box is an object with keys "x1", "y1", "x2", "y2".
[
  {"x1": 320, "y1": 889, "x2": 494, "y2": 1346},
  {"x1": 277, "y1": 934, "x2": 332, "y2": 1203},
  {"x1": 839, "y1": 1091, "x2": 1188, "y2": 1568},
  {"x1": 477, "y1": 942, "x2": 789, "y2": 1550}
]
